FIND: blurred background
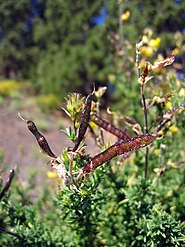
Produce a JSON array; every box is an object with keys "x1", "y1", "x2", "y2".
[{"x1": 0, "y1": 0, "x2": 184, "y2": 181}]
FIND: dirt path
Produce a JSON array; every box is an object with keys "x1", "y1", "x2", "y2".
[
  {"x1": 0, "y1": 100, "x2": 74, "y2": 181},
  {"x1": 0, "y1": 98, "x2": 100, "y2": 185},
  {"x1": 0, "y1": 96, "x2": 118, "y2": 190}
]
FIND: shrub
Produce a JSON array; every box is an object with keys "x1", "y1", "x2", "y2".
[
  {"x1": 36, "y1": 93, "x2": 61, "y2": 112},
  {"x1": 1, "y1": 43, "x2": 184, "y2": 246},
  {"x1": 0, "y1": 80, "x2": 20, "y2": 97}
]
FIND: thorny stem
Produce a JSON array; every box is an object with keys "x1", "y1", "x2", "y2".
[{"x1": 136, "y1": 45, "x2": 149, "y2": 179}]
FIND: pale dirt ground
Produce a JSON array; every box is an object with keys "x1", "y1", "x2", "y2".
[{"x1": 0, "y1": 99, "x2": 102, "y2": 188}]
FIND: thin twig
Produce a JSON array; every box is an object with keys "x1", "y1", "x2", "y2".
[
  {"x1": 96, "y1": 99, "x2": 105, "y2": 147},
  {"x1": 140, "y1": 85, "x2": 149, "y2": 179},
  {"x1": 140, "y1": 85, "x2": 148, "y2": 133},
  {"x1": 69, "y1": 152, "x2": 75, "y2": 183},
  {"x1": 119, "y1": 1, "x2": 124, "y2": 49},
  {"x1": 136, "y1": 44, "x2": 149, "y2": 179},
  {"x1": 136, "y1": 46, "x2": 141, "y2": 78}
]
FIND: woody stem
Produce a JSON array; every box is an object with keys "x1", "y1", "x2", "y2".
[
  {"x1": 141, "y1": 82, "x2": 149, "y2": 179},
  {"x1": 136, "y1": 46, "x2": 149, "y2": 179}
]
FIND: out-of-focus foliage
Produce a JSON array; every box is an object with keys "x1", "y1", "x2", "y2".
[
  {"x1": 36, "y1": 93, "x2": 60, "y2": 112},
  {"x1": 0, "y1": 80, "x2": 20, "y2": 96},
  {"x1": 0, "y1": 0, "x2": 184, "y2": 100},
  {"x1": 119, "y1": 0, "x2": 185, "y2": 43},
  {"x1": 0, "y1": 0, "x2": 37, "y2": 78},
  {"x1": 33, "y1": 0, "x2": 114, "y2": 97}
]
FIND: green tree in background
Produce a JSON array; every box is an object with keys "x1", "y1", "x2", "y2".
[
  {"x1": 33, "y1": 0, "x2": 115, "y2": 96},
  {"x1": 0, "y1": 0, "x2": 184, "y2": 98},
  {"x1": 120, "y1": 0, "x2": 185, "y2": 52},
  {"x1": 0, "y1": 0, "x2": 36, "y2": 78}
]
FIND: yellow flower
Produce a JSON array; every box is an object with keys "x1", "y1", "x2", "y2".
[
  {"x1": 140, "y1": 46, "x2": 153, "y2": 57},
  {"x1": 154, "y1": 149, "x2": 160, "y2": 156},
  {"x1": 176, "y1": 80, "x2": 181, "y2": 87},
  {"x1": 89, "y1": 121, "x2": 96, "y2": 129},
  {"x1": 108, "y1": 74, "x2": 116, "y2": 82},
  {"x1": 178, "y1": 88, "x2": 185, "y2": 97},
  {"x1": 47, "y1": 171, "x2": 57, "y2": 179},
  {"x1": 149, "y1": 38, "x2": 161, "y2": 48},
  {"x1": 165, "y1": 101, "x2": 172, "y2": 111},
  {"x1": 157, "y1": 131, "x2": 164, "y2": 139},
  {"x1": 172, "y1": 47, "x2": 180, "y2": 55},
  {"x1": 121, "y1": 10, "x2": 130, "y2": 21},
  {"x1": 169, "y1": 125, "x2": 178, "y2": 134}
]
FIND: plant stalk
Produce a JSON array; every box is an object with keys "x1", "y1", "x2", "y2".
[
  {"x1": 119, "y1": 1, "x2": 124, "y2": 49},
  {"x1": 141, "y1": 81, "x2": 149, "y2": 179},
  {"x1": 136, "y1": 45, "x2": 149, "y2": 179}
]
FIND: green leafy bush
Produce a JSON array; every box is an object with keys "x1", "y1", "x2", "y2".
[
  {"x1": 36, "y1": 93, "x2": 60, "y2": 112},
  {"x1": 0, "y1": 80, "x2": 20, "y2": 96},
  {"x1": 1, "y1": 43, "x2": 185, "y2": 246}
]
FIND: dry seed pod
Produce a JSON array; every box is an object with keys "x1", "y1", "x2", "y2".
[
  {"x1": 139, "y1": 63, "x2": 150, "y2": 84},
  {"x1": 19, "y1": 114, "x2": 57, "y2": 158},
  {"x1": 124, "y1": 116, "x2": 136, "y2": 126},
  {"x1": 0, "y1": 169, "x2": 15, "y2": 201},
  {"x1": 156, "y1": 102, "x2": 185, "y2": 132},
  {"x1": 151, "y1": 54, "x2": 175, "y2": 70},
  {"x1": 156, "y1": 119, "x2": 170, "y2": 132},
  {"x1": 163, "y1": 102, "x2": 185, "y2": 119},
  {"x1": 139, "y1": 55, "x2": 175, "y2": 85},
  {"x1": 26, "y1": 120, "x2": 57, "y2": 158},
  {"x1": 73, "y1": 91, "x2": 94, "y2": 152},
  {"x1": 51, "y1": 158, "x2": 67, "y2": 181},
  {"x1": 82, "y1": 133, "x2": 157, "y2": 174},
  {"x1": 92, "y1": 114, "x2": 131, "y2": 142}
]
